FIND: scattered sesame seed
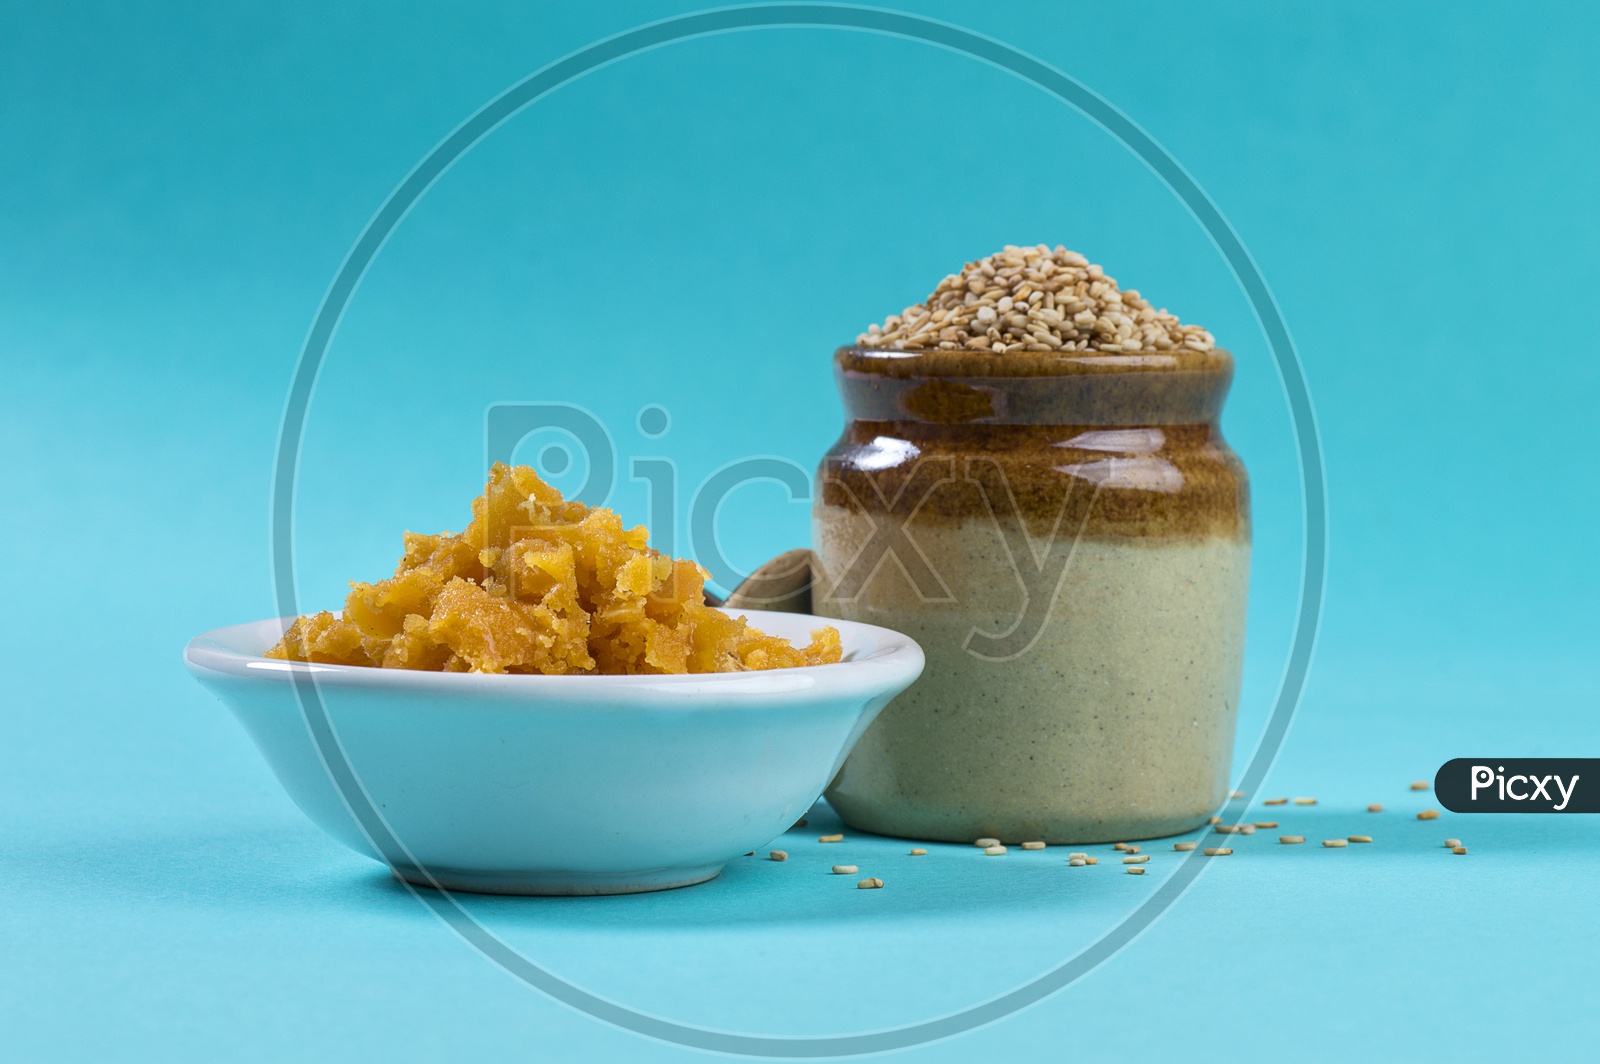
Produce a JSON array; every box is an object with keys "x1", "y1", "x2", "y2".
[
  {"x1": 832, "y1": 865, "x2": 859, "y2": 875},
  {"x1": 1229, "y1": 790, "x2": 1246, "y2": 799},
  {"x1": 909, "y1": 848, "x2": 927, "y2": 856},
  {"x1": 1348, "y1": 835, "x2": 1373, "y2": 844},
  {"x1": 1452, "y1": 846, "x2": 1468, "y2": 855},
  {"x1": 1069, "y1": 858, "x2": 1087, "y2": 867},
  {"x1": 1122, "y1": 855, "x2": 1149, "y2": 865},
  {"x1": 1127, "y1": 867, "x2": 1146, "y2": 875},
  {"x1": 769, "y1": 850, "x2": 788, "y2": 862},
  {"x1": 974, "y1": 837, "x2": 1001, "y2": 848},
  {"x1": 1021, "y1": 841, "x2": 1046, "y2": 850},
  {"x1": 1323, "y1": 839, "x2": 1348, "y2": 848},
  {"x1": 1294, "y1": 797, "x2": 1318, "y2": 806},
  {"x1": 1085, "y1": 857, "x2": 1099, "y2": 865},
  {"x1": 1125, "y1": 845, "x2": 1141, "y2": 854},
  {"x1": 1417, "y1": 810, "x2": 1441, "y2": 821},
  {"x1": 1068, "y1": 852, "x2": 1089, "y2": 861},
  {"x1": 819, "y1": 834, "x2": 844, "y2": 843},
  {"x1": 1280, "y1": 836, "x2": 1305, "y2": 844},
  {"x1": 1174, "y1": 842, "x2": 1199, "y2": 851},
  {"x1": 1114, "y1": 843, "x2": 1130, "y2": 851},
  {"x1": 1203, "y1": 847, "x2": 1233, "y2": 856},
  {"x1": 1254, "y1": 821, "x2": 1279, "y2": 829},
  {"x1": 1238, "y1": 825, "x2": 1256, "y2": 835},
  {"x1": 1444, "y1": 839, "x2": 1461, "y2": 848},
  {"x1": 984, "y1": 845, "x2": 1007, "y2": 855},
  {"x1": 1207, "y1": 816, "x2": 1222, "y2": 824},
  {"x1": 1263, "y1": 798, "x2": 1289, "y2": 806},
  {"x1": 1367, "y1": 803, "x2": 1385, "y2": 813},
  {"x1": 858, "y1": 877, "x2": 885, "y2": 889},
  {"x1": 1410, "y1": 781, "x2": 1430, "y2": 791}
]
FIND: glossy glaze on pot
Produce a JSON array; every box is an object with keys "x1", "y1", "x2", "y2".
[{"x1": 813, "y1": 346, "x2": 1250, "y2": 844}]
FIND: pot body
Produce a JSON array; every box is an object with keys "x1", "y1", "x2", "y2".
[{"x1": 813, "y1": 347, "x2": 1250, "y2": 844}]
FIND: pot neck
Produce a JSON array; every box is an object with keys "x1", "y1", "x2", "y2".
[{"x1": 834, "y1": 346, "x2": 1233, "y2": 427}]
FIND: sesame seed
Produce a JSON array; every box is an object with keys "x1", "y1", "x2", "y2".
[
  {"x1": 1123, "y1": 855, "x2": 1149, "y2": 864},
  {"x1": 832, "y1": 865, "x2": 859, "y2": 875},
  {"x1": 1417, "y1": 810, "x2": 1441, "y2": 821},
  {"x1": 1279, "y1": 836, "x2": 1305, "y2": 844},
  {"x1": 909, "y1": 848, "x2": 927, "y2": 856},
  {"x1": 984, "y1": 845, "x2": 1007, "y2": 855},
  {"x1": 1174, "y1": 842, "x2": 1199, "y2": 851},
  {"x1": 769, "y1": 850, "x2": 788, "y2": 861},
  {"x1": 853, "y1": 245, "x2": 1215, "y2": 354},
  {"x1": 1293, "y1": 797, "x2": 1317, "y2": 806},
  {"x1": 819, "y1": 834, "x2": 844, "y2": 843},
  {"x1": 1021, "y1": 841, "x2": 1046, "y2": 850},
  {"x1": 1127, "y1": 867, "x2": 1146, "y2": 875},
  {"x1": 1444, "y1": 839, "x2": 1461, "y2": 848},
  {"x1": 1452, "y1": 846, "x2": 1468, "y2": 855},
  {"x1": 1203, "y1": 848, "x2": 1233, "y2": 857},
  {"x1": 1229, "y1": 790, "x2": 1246, "y2": 799},
  {"x1": 974, "y1": 837, "x2": 1000, "y2": 848},
  {"x1": 1125, "y1": 845, "x2": 1141, "y2": 854},
  {"x1": 1367, "y1": 803, "x2": 1385, "y2": 813},
  {"x1": 858, "y1": 877, "x2": 885, "y2": 889},
  {"x1": 1085, "y1": 857, "x2": 1098, "y2": 865},
  {"x1": 1068, "y1": 852, "x2": 1089, "y2": 860},
  {"x1": 1069, "y1": 858, "x2": 1086, "y2": 867},
  {"x1": 1322, "y1": 839, "x2": 1348, "y2": 848},
  {"x1": 1207, "y1": 816, "x2": 1222, "y2": 824},
  {"x1": 1114, "y1": 842, "x2": 1130, "y2": 851},
  {"x1": 1254, "y1": 821, "x2": 1279, "y2": 829},
  {"x1": 1410, "y1": 780, "x2": 1430, "y2": 791},
  {"x1": 1263, "y1": 798, "x2": 1289, "y2": 806},
  {"x1": 1348, "y1": 835, "x2": 1373, "y2": 844}
]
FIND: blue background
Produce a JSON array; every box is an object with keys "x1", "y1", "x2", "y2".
[{"x1": 4, "y1": 2, "x2": 1597, "y2": 1060}]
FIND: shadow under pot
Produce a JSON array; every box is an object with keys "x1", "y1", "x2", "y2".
[{"x1": 812, "y1": 345, "x2": 1250, "y2": 845}]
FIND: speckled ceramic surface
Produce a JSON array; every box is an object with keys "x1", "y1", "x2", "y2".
[{"x1": 814, "y1": 347, "x2": 1250, "y2": 843}]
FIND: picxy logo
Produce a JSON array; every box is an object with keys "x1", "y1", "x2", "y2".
[
  {"x1": 1435, "y1": 758, "x2": 1596, "y2": 813},
  {"x1": 1469, "y1": 765, "x2": 1579, "y2": 810}
]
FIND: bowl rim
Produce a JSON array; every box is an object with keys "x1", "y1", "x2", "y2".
[{"x1": 183, "y1": 607, "x2": 924, "y2": 704}]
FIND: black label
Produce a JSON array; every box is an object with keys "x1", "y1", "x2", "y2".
[{"x1": 1435, "y1": 759, "x2": 1597, "y2": 813}]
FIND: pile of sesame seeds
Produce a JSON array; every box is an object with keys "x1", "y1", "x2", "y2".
[{"x1": 855, "y1": 244, "x2": 1216, "y2": 355}]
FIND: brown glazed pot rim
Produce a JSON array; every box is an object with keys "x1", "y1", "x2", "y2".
[
  {"x1": 834, "y1": 345, "x2": 1235, "y2": 427},
  {"x1": 837, "y1": 345, "x2": 1232, "y2": 379}
]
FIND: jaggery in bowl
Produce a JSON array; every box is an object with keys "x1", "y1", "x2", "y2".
[{"x1": 185, "y1": 609, "x2": 923, "y2": 895}]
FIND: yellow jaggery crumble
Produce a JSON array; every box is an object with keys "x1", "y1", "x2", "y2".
[{"x1": 266, "y1": 463, "x2": 842, "y2": 675}]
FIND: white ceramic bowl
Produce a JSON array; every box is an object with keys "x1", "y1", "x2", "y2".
[{"x1": 184, "y1": 609, "x2": 922, "y2": 895}]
